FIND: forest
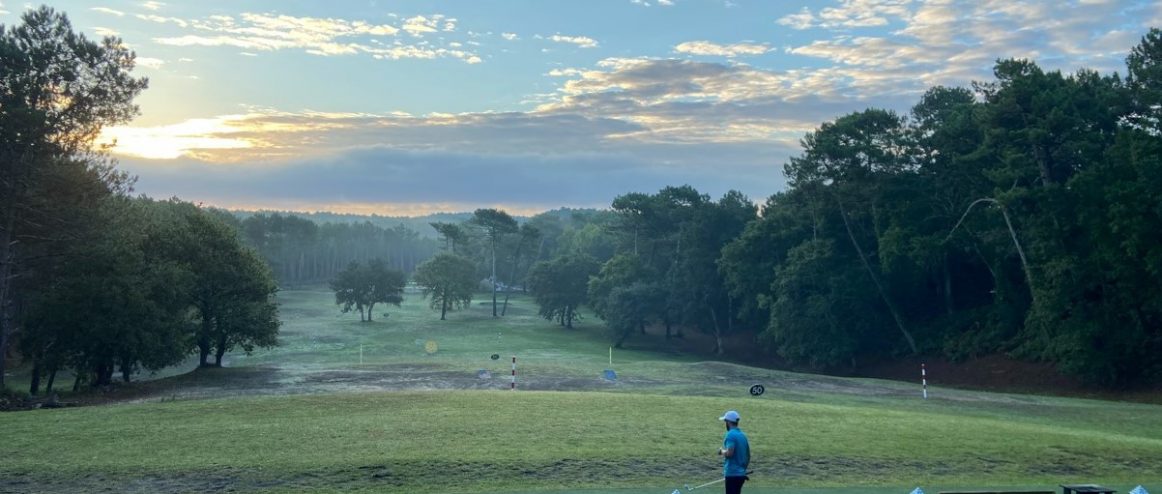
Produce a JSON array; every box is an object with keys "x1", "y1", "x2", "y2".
[{"x1": 425, "y1": 31, "x2": 1162, "y2": 388}]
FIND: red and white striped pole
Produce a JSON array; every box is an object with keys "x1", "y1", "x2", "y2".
[
  {"x1": 921, "y1": 363, "x2": 928, "y2": 399},
  {"x1": 511, "y1": 356, "x2": 517, "y2": 391}
]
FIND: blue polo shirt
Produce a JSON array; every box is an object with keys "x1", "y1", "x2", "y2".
[{"x1": 722, "y1": 427, "x2": 750, "y2": 477}]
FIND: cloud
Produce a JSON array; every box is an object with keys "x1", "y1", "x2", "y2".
[
  {"x1": 674, "y1": 40, "x2": 770, "y2": 57},
  {"x1": 777, "y1": 0, "x2": 909, "y2": 30},
  {"x1": 135, "y1": 57, "x2": 166, "y2": 69},
  {"x1": 93, "y1": 26, "x2": 120, "y2": 37},
  {"x1": 101, "y1": 115, "x2": 255, "y2": 160},
  {"x1": 106, "y1": 108, "x2": 789, "y2": 212},
  {"x1": 534, "y1": 57, "x2": 913, "y2": 146},
  {"x1": 136, "y1": 14, "x2": 189, "y2": 28},
  {"x1": 776, "y1": 8, "x2": 815, "y2": 29},
  {"x1": 119, "y1": 146, "x2": 781, "y2": 215},
  {"x1": 779, "y1": 0, "x2": 1149, "y2": 96},
  {"x1": 141, "y1": 1, "x2": 165, "y2": 11},
  {"x1": 819, "y1": 0, "x2": 910, "y2": 27},
  {"x1": 658, "y1": 0, "x2": 675, "y2": 5},
  {"x1": 549, "y1": 34, "x2": 599, "y2": 48},
  {"x1": 149, "y1": 12, "x2": 482, "y2": 64},
  {"x1": 103, "y1": 0, "x2": 1153, "y2": 215},
  {"x1": 402, "y1": 15, "x2": 439, "y2": 35},
  {"x1": 548, "y1": 68, "x2": 584, "y2": 77},
  {"x1": 91, "y1": 7, "x2": 125, "y2": 17},
  {"x1": 502, "y1": 32, "x2": 519, "y2": 41}
]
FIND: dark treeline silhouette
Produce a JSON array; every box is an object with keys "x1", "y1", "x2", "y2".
[
  {"x1": 237, "y1": 213, "x2": 441, "y2": 285},
  {"x1": 1, "y1": 7, "x2": 279, "y2": 394}
]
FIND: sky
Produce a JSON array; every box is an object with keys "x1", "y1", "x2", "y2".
[{"x1": 2, "y1": 1, "x2": 1158, "y2": 216}]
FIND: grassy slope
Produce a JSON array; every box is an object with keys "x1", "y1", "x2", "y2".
[{"x1": 2, "y1": 289, "x2": 1161, "y2": 493}]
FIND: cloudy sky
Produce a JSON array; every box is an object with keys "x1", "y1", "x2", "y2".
[{"x1": 2, "y1": 1, "x2": 1156, "y2": 215}]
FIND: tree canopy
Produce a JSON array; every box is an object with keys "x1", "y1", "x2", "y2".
[{"x1": 413, "y1": 253, "x2": 477, "y2": 321}]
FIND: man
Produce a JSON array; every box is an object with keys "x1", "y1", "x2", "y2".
[{"x1": 716, "y1": 410, "x2": 750, "y2": 494}]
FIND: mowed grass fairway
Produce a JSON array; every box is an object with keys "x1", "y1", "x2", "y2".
[{"x1": 2, "y1": 288, "x2": 1160, "y2": 493}]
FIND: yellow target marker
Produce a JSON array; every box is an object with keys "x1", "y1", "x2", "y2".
[{"x1": 424, "y1": 340, "x2": 438, "y2": 354}]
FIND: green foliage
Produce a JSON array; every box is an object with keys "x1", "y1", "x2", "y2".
[
  {"x1": 0, "y1": 5, "x2": 148, "y2": 389},
  {"x1": 526, "y1": 254, "x2": 598, "y2": 328},
  {"x1": 716, "y1": 31, "x2": 1162, "y2": 385},
  {"x1": 601, "y1": 282, "x2": 665, "y2": 348},
  {"x1": 21, "y1": 197, "x2": 191, "y2": 388},
  {"x1": 587, "y1": 253, "x2": 653, "y2": 320},
  {"x1": 16, "y1": 197, "x2": 281, "y2": 388},
  {"x1": 470, "y1": 208, "x2": 519, "y2": 317},
  {"x1": 160, "y1": 201, "x2": 281, "y2": 368},
  {"x1": 412, "y1": 253, "x2": 477, "y2": 320},
  {"x1": 430, "y1": 221, "x2": 467, "y2": 254},
  {"x1": 329, "y1": 259, "x2": 407, "y2": 322}
]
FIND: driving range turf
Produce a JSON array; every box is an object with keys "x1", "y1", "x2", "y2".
[{"x1": 1, "y1": 288, "x2": 1159, "y2": 493}]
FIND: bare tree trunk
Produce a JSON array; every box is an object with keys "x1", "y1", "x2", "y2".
[
  {"x1": 198, "y1": 315, "x2": 213, "y2": 367},
  {"x1": 946, "y1": 198, "x2": 1037, "y2": 307},
  {"x1": 709, "y1": 307, "x2": 725, "y2": 356},
  {"x1": 0, "y1": 209, "x2": 14, "y2": 391},
  {"x1": 29, "y1": 359, "x2": 41, "y2": 395},
  {"x1": 943, "y1": 253, "x2": 955, "y2": 315},
  {"x1": 46, "y1": 368, "x2": 57, "y2": 394},
  {"x1": 491, "y1": 236, "x2": 499, "y2": 317},
  {"x1": 837, "y1": 197, "x2": 918, "y2": 354},
  {"x1": 440, "y1": 289, "x2": 448, "y2": 320},
  {"x1": 214, "y1": 332, "x2": 227, "y2": 367},
  {"x1": 502, "y1": 240, "x2": 527, "y2": 316}
]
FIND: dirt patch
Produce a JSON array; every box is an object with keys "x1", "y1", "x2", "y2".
[
  {"x1": 628, "y1": 325, "x2": 1162, "y2": 402},
  {"x1": 689, "y1": 361, "x2": 910, "y2": 398}
]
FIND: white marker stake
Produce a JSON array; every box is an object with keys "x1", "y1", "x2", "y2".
[
  {"x1": 922, "y1": 363, "x2": 928, "y2": 399},
  {"x1": 360, "y1": 344, "x2": 363, "y2": 365},
  {"x1": 609, "y1": 346, "x2": 612, "y2": 366},
  {"x1": 511, "y1": 356, "x2": 517, "y2": 391}
]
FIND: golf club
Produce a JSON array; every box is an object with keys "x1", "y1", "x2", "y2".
[
  {"x1": 673, "y1": 470, "x2": 754, "y2": 493},
  {"x1": 685, "y1": 477, "x2": 725, "y2": 490}
]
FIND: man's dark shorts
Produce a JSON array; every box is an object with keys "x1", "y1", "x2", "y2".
[{"x1": 725, "y1": 475, "x2": 747, "y2": 494}]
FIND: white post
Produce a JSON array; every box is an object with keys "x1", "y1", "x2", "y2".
[
  {"x1": 609, "y1": 346, "x2": 612, "y2": 366},
  {"x1": 360, "y1": 344, "x2": 363, "y2": 366},
  {"x1": 922, "y1": 363, "x2": 928, "y2": 399},
  {"x1": 511, "y1": 356, "x2": 516, "y2": 391}
]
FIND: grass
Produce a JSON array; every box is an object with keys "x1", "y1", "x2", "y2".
[{"x1": 2, "y1": 288, "x2": 1161, "y2": 493}]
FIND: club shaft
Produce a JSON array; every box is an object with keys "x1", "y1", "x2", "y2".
[
  {"x1": 691, "y1": 478, "x2": 725, "y2": 489},
  {"x1": 688, "y1": 470, "x2": 753, "y2": 491}
]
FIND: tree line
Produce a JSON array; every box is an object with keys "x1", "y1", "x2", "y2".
[
  {"x1": 515, "y1": 32, "x2": 1162, "y2": 387},
  {"x1": 1, "y1": 8, "x2": 279, "y2": 394},
  {"x1": 238, "y1": 213, "x2": 440, "y2": 285}
]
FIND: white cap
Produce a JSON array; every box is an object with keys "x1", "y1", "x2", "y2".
[{"x1": 719, "y1": 410, "x2": 740, "y2": 422}]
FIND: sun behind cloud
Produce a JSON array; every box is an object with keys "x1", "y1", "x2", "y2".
[{"x1": 99, "y1": 116, "x2": 254, "y2": 160}]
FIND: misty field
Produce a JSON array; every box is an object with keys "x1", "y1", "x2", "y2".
[{"x1": 2, "y1": 289, "x2": 1160, "y2": 493}]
